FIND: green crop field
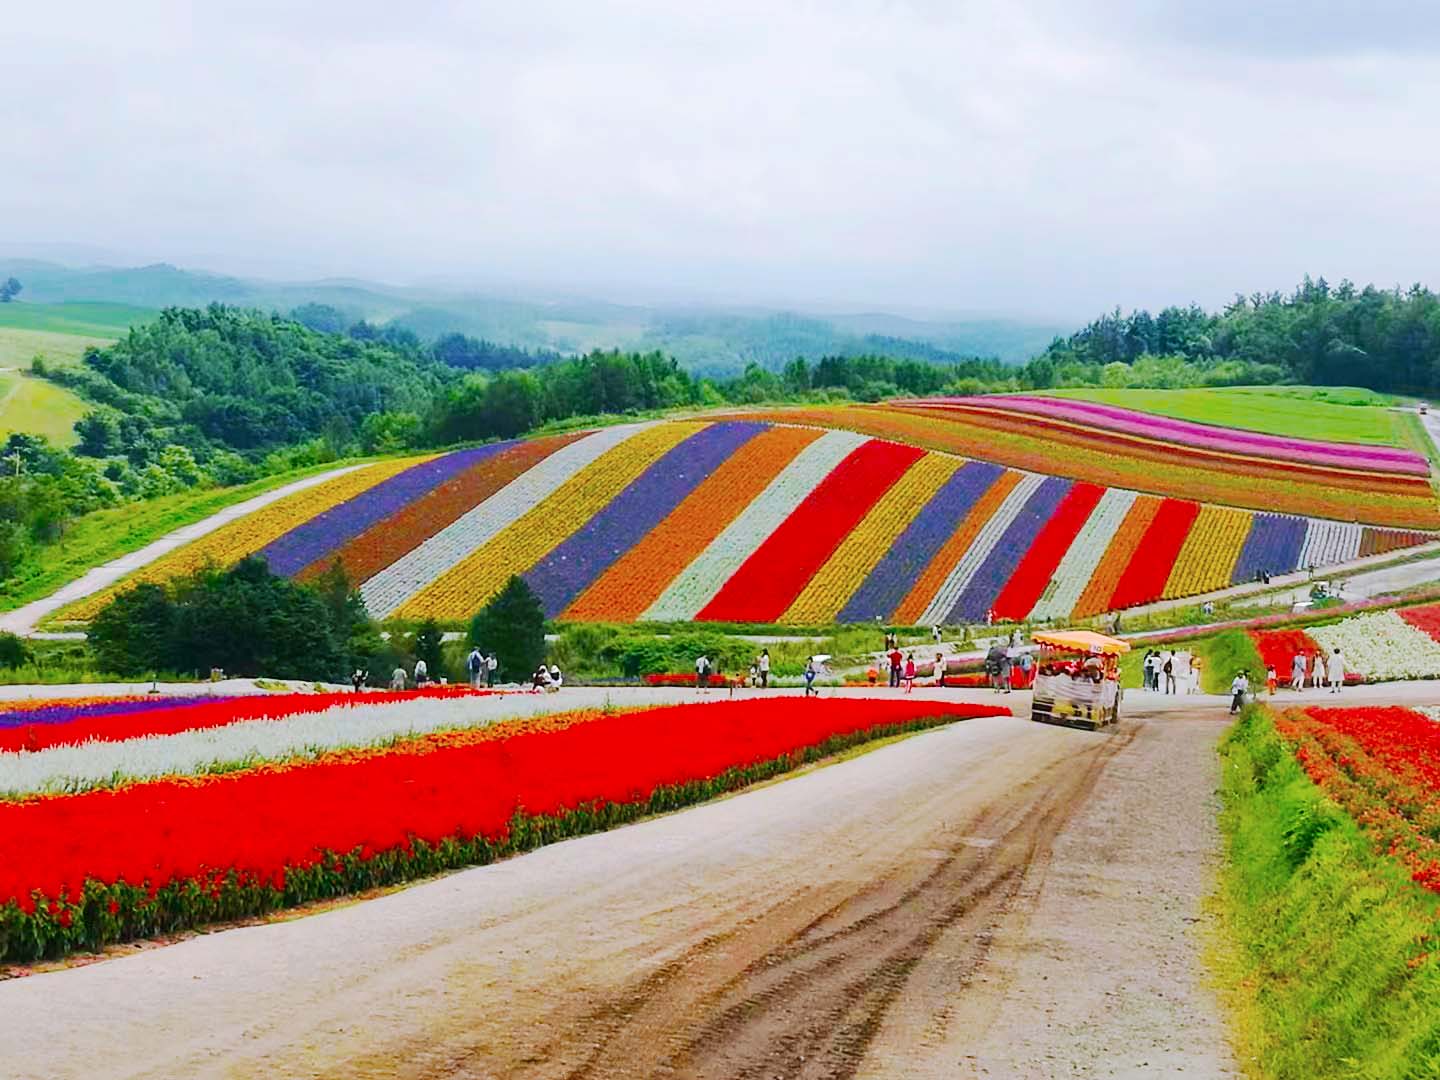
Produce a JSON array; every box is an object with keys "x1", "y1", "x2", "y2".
[
  {"x1": 0, "y1": 371, "x2": 89, "y2": 446},
  {"x1": 0, "y1": 325, "x2": 112, "y2": 370},
  {"x1": 0, "y1": 300, "x2": 155, "y2": 338},
  {"x1": 1040, "y1": 385, "x2": 1408, "y2": 446}
]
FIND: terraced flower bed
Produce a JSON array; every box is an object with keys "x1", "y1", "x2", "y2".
[
  {"x1": 0, "y1": 693, "x2": 1004, "y2": 961},
  {"x1": 54, "y1": 417, "x2": 1433, "y2": 628}
]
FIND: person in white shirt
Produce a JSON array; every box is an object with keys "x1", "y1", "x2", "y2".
[
  {"x1": 1328, "y1": 649, "x2": 1346, "y2": 693},
  {"x1": 758, "y1": 649, "x2": 770, "y2": 688},
  {"x1": 1229, "y1": 671, "x2": 1250, "y2": 714},
  {"x1": 413, "y1": 658, "x2": 428, "y2": 687}
]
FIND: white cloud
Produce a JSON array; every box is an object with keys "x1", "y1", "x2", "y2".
[{"x1": 2, "y1": 0, "x2": 1437, "y2": 316}]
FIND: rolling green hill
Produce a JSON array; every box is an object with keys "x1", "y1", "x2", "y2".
[{"x1": 0, "y1": 259, "x2": 1068, "y2": 372}]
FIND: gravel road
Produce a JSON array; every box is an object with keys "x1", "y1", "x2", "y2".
[{"x1": 0, "y1": 689, "x2": 1240, "y2": 1080}]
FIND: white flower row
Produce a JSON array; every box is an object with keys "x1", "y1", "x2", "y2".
[
  {"x1": 361, "y1": 423, "x2": 655, "y2": 618},
  {"x1": 1029, "y1": 488, "x2": 1139, "y2": 621},
  {"x1": 1307, "y1": 610, "x2": 1440, "y2": 682},
  {"x1": 918, "y1": 473, "x2": 1043, "y2": 625},
  {"x1": 642, "y1": 430, "x2": 866, "y2": 621},
  {"x1": 0, "y1": 693, "x2": 609, "y2": 800},
  {"x1": 1297, "y1": 520, "x2": 1363, "y2": 570}
]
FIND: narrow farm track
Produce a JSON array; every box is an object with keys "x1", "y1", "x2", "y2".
[{"x1": 0, "y1": 701, "x2": 1236, "y2": 1079}]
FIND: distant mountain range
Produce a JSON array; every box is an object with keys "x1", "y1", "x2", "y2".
[{"x1": 0, "y1": 258, "x2": 1070, "y2": 375}]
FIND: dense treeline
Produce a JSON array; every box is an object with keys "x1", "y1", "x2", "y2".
[{"x1": 1032, "y1": 277, "x2": 1440, "y2": 393}]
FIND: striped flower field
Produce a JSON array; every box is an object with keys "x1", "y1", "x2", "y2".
[
  {"x1": 56, "y1": 416, "x2": 1435, "y2": 627},
  {"x1": 0, "y1": 692, "x2": 1004, "y2": 961}
]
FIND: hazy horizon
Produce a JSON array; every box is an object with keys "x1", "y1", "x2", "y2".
[{"x1": 5, "y1": 1, "x2": 1437, "y2": 321}]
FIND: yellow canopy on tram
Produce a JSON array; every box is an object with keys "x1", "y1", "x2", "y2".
[{"x1": 1030, "y1": 630, "x2": 1131, "y2": 656}]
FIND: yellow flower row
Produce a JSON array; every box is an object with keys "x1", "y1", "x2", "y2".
[
  {"x1": 780, "y1": 452, "x2": 961, "y2": 624},
  {"x1": 1162, "y1": 505, "x2": 1252, "y2": 598},
  {"x1": 62, "y1": 458, "x2": 434, "y2": 621},
  {"x1": 396, "y1": 423, "x2": 706, "y2": 620}
]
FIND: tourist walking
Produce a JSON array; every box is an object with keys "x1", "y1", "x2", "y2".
[
  {"x1": 932, "y1": 624, "x2": 943, "y2": 645},
  {"x1": 758, "y1": 649, "x2": 770, "y2": 688},
  {"x1": 413, "y1": 658, "x2": 429, "y2": 687},
  {"x1": 696, "y1": 653, "x2": 712, "y2": 690},
  {"x1": 1163, "y1": 651, "x2": 1176, "y2": 694},
  {"x1": 1266, "y1": 664, "x2": 1277, "y2": 696},
  {"x1": 390, "y1": 665, "x2": 407, "y2": 691},
  {"x1": 486, "y1": 653, "x2": 498, "y2": 687},
  {"x1": 934, "y1": 652, "x2": 946, "y2": 688},
  {"x1": 350, "y1": 668, "x2": 367, "y2": 693},
  {"x1": 999, "y1": 648, "x2": 1013, "y2": 693},
  {"x1": 1018, "y1": 648, "x2": 1033, "y2": 689},
  {"x1": 1290, "y1": 652, "x2": 1305, "y2": 691},
  {"x1": 803, "y1": 657, "x2": 818, "y2": 696},
  {"x1": 1229, "y1": 670, "x2": 1250, "y2": 714},
  {"x1": 1328, "y1": 648, "x2": 1346, "y2": 693},
  {"x1": 903, "y1": 654, "x2": 916, "y2": 693},
  {"x1": 1143, "y1": 650, "x2": 1159, "y2": 691},
  {"x1": 467, "y1": 647, "x2": 485, "y2": 689},
  {"x1": 888, "y1": 645, "x2": 903, "y2": 688}
]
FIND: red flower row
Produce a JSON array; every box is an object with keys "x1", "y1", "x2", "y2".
[{"x1": 0, "y1": 697, "x2": 1006, "y2": 959}]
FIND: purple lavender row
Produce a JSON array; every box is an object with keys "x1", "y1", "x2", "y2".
[
  {"x1": 260, "y1": 445, "x2": 509, "y2": 578},
  {"x1": 1230, "y1": 514, "x2": 1306, "y2": 585},
  {"x1": 948, "y1": 475, "x2": 1073, "y2": 623},
  {"x1": 525, "y1": 422, "x2": 769, "y2": 617},
  {"x1": 0, "y1": 695, "x2": 244, "y2": 732},
  {"x1": 837, "y1": 460, "x2": 1005, "y2": 622}
]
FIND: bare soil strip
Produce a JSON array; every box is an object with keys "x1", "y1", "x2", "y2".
[{"x1": 0, "y1": 703, "x2": 1236, "y2": 1080}]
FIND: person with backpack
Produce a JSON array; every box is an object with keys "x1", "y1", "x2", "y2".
[
  {"x1": 1162, "y1": 651, "x2": 1176, "y2": 695},
  {"x1": 696, "y1": 653, "x2": 712, "y2": 690},
  {"x1": 467, "y1": 647, "x2": 485, "y2": 689}
]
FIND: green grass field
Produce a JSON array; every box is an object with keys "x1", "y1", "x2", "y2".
[
  {"x1": 0, "y1": 325, "x2": 112, "y2": 370},
  {"x1": 1040, "y1": 385, "x2": 1408, "y2": 446},
  {"x1": 0, "y1": 300, "x2": 155, "y2": 338},
  {"x1": 0, "y1": 371, "x2": 89, "y2": 446}
]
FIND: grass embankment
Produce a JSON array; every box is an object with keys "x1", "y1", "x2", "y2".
[
  {"x1": 3, "y1": 462, "x2": 346, "y2": 615},
  {"x1": 1214, "y1": 707, "x2": 1440, "y2": 1078},
  {"x1": 0, "y1": 324, "x2": 109, "y2": 447},
  {"x1": 1041, "y1": 385, "x2": 1408, "y2": 446},
  {"x1": 1120, "y1": 628, "x2": 1262, "y2": 693}
]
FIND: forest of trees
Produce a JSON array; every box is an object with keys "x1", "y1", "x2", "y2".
[{"x1": 1031, "y1": 277, "x2": 1440, "y2": 394}]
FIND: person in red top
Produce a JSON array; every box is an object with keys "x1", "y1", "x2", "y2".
[{"x1": 888, "y1": 647, "x2": 903, "y2": 687}]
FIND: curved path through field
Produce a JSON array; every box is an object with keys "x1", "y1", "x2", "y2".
[
  {"x1": 0, "y1": 689, "x2": 1240, "y2": 1079},
  {"x1": 0, "y1": 464, "x2": 365, "y2": 637}
]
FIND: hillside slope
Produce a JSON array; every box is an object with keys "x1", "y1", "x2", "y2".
[{"x1": 58, "y1": 417, "x2": 1433, "y2": 627}]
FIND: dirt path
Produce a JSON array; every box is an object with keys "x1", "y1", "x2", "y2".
[{"x1": 0, "y1": 702, "x2": 1237, "y2": 1079}]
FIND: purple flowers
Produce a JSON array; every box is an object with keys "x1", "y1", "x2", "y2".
[
  {"x1": 525, "y1": 422, "x2": 769, "y2": 617},
  {"x1": 838, "y1": 461, "x2": 1004, "y2": 622},
  {"x1": 259, "y1": 446, "x2": 508, "y2": 578},
  {"x1": 1230, "y1": 514, "x2": 1307, "y2": 585},
  {"x1": 948, "y1": 476, "x2": 1072, "y2": 623},
  {"x1": 0, "y1": 696, "x2": 242, "y2": 732}
]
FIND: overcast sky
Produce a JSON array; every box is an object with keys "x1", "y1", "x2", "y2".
[{"x1": 3, "y1": 1, "x2": 1437, "y2": 318}]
